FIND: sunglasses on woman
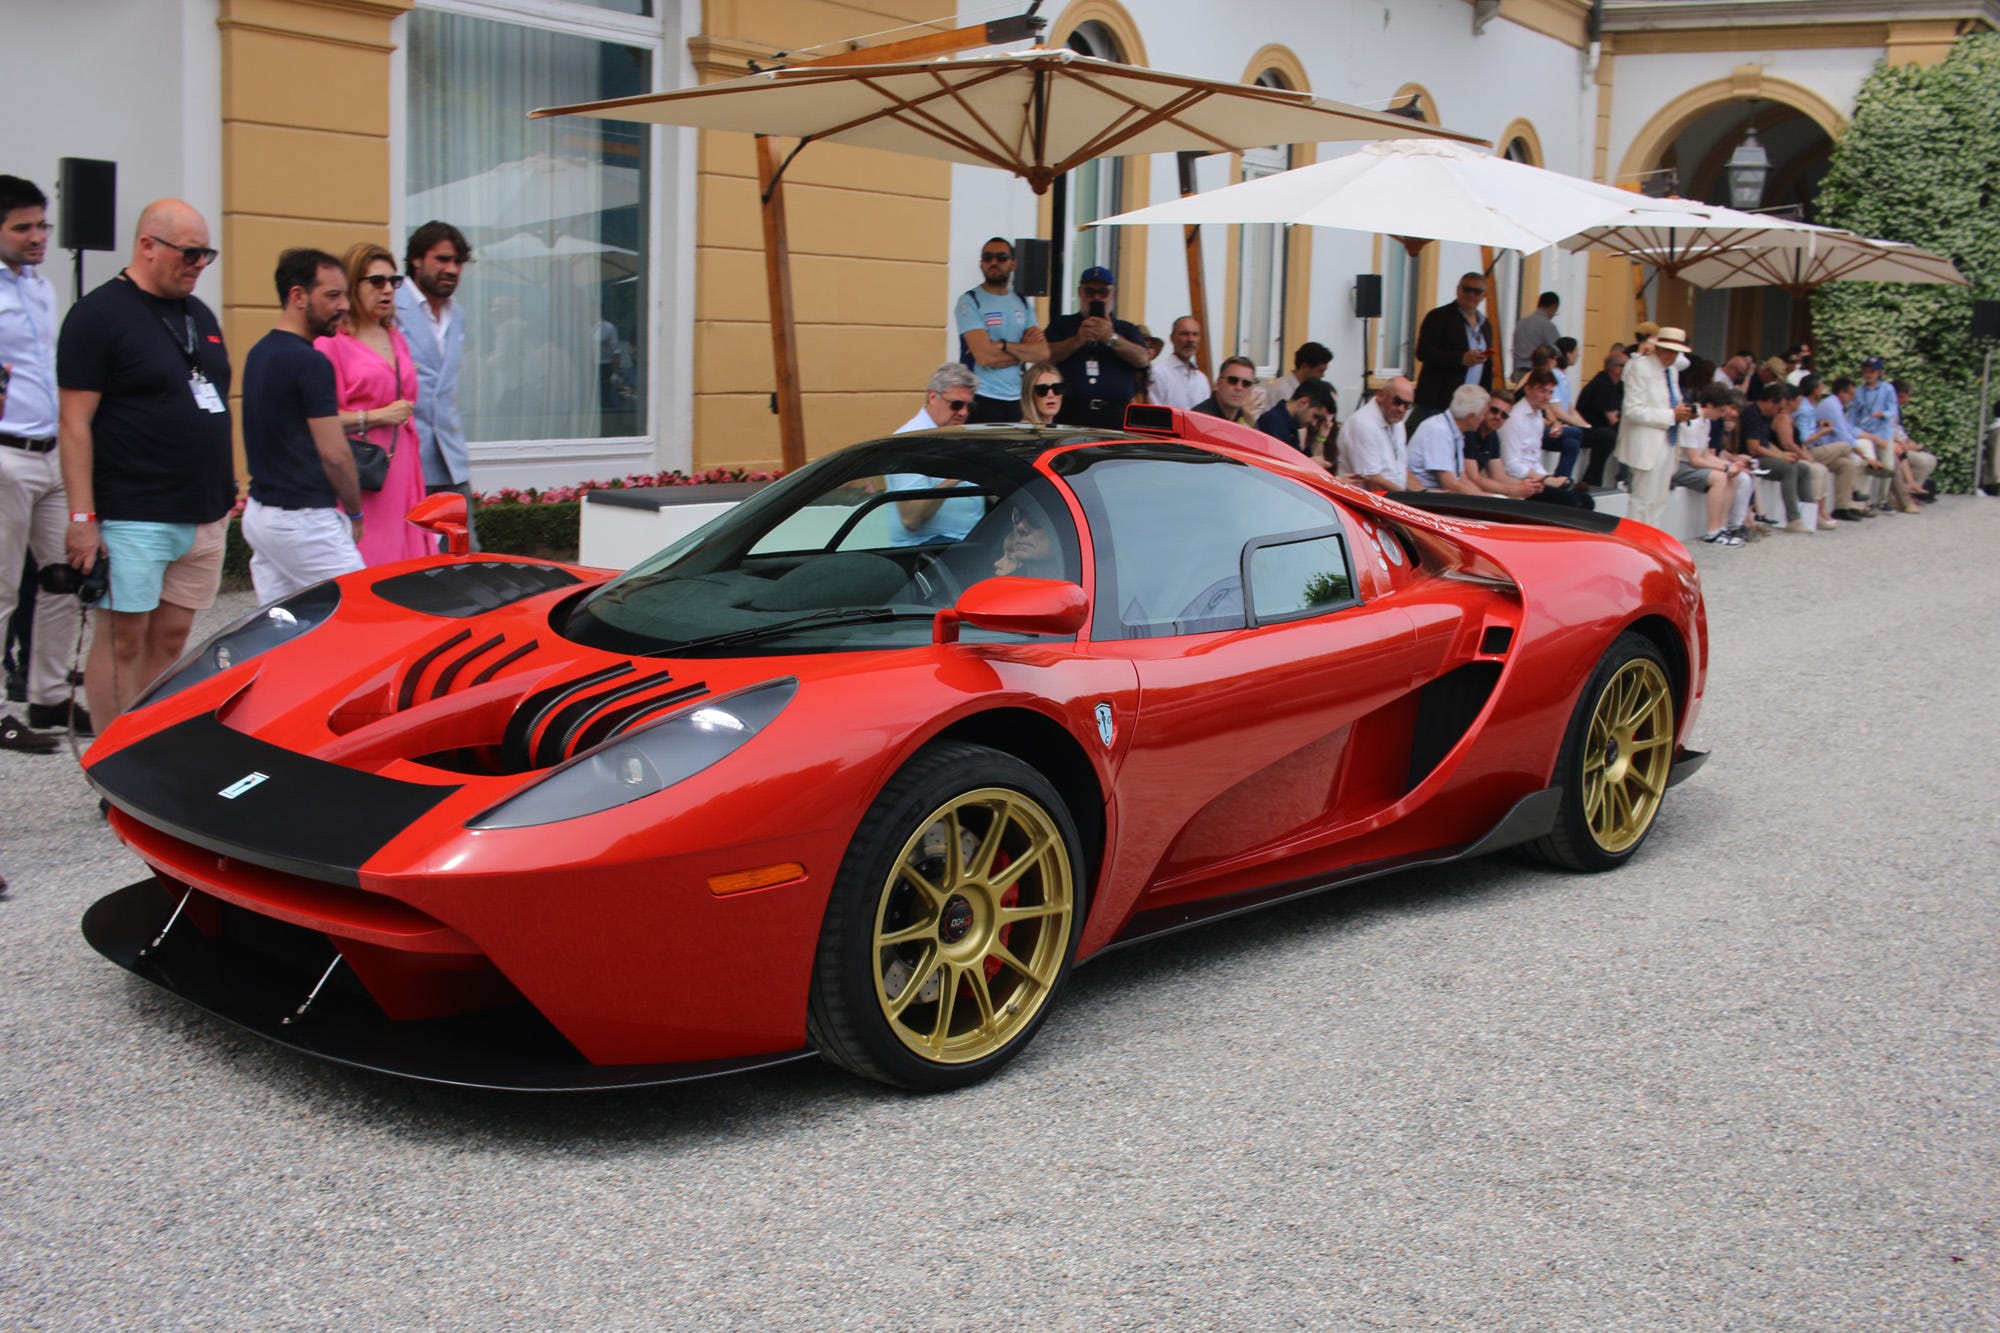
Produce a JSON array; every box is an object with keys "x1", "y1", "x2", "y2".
[
  {"x1": 1033, "y1": 382, "x2": 1063, "y2": 396},
  {"x1": 362, "y1": 273, "x2": 407, "y2": 291}
]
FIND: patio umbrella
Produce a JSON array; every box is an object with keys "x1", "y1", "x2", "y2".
[
  {"x1": 1661, "y1": 227, "x2": 1967, "y2": 296},
  {"x1": 1560, "y1": 198, "x2": 1818, "y2": 277},
  {"x1": 1090, "y1": 137, "x2": 1658, "y2": 251},
  {"x1": 533, "y1": 48, "x2": 1479, "y2": 194},
  {"x1": 537, "y1": 47, "x2": 1481, "y2": 470}
]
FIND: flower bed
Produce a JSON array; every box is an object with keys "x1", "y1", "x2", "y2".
[{"x1": 221, "y1": 467, "x2": 781, "y2": 589}]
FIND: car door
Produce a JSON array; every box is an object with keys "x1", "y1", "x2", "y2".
[{"x1": 1050, "y1": 445, "x2": 1419, "y2": 920}]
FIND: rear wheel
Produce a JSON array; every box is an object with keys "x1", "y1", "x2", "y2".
[
  {"x1": 1530, "y1": 632, "x2": 1677, "y2": 872},
  {"x1": 808, "y1": 742, "x2": 1083, "y2": 1090}
]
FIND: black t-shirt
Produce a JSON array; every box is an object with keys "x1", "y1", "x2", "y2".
[
  {"x1": 1740, "y1": 404, "x2": 1778, "y2": 453},
  {"x1": 57, "y1": 274, "x2": 235, "y2": 523},
  {"x1": 243, "y1": 330, "x2": 340, "y2": 509},
  {"x1": 1464, "y1": 425, "x2": 1502, "y2": 471},
  {"x1": 1576, "y1": 371, "x2": 1624, "y2": 430},
  {"x1": 1046, "y1": 310, "x2": 1145, "y2": 418}
]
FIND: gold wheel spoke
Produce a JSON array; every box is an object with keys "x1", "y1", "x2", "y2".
[
  {"x1": 990, "y1": 832, "x2": 1057, "y2": 893},
  {"x1": 898, "y1": 859, "x2": 948, "y2": 909},
  {"x1": 963, "y1": 965, "x2": 998, "y2": 1039},
  {"x1": 878, "y1": 918, "x2": 935, "y2": 947},
  {"x1": 967, "y1": 800, "x2": 1013, "y2": 882},
  {"x1": 988, "y1": 938, "x2": 1039, "y2": 985},
  {"x1": 884, "y1": 947, "x2": 939, "y2": 1020},
  {"x1": 998, "y1": 899, "x2": 1067, "y2": 928},
  {"x1": 928, "y1": 963, "x2": 962, "y2": 1050},
  {"x1": 941, "y1": 811, "x2": 966, "y2": 887}
]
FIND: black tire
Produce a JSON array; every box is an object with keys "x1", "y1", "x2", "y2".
[
  {"x1": 1529, "y1": 631, "x2": 1677, "y2": 873},
  {"x1": 807, "y1": 741, "x2": 1085, "y2": 1090}
]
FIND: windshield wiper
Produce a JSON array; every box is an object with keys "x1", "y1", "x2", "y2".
[{"x1": 646, "y1": 606, "x2": 933, "y2": 656}]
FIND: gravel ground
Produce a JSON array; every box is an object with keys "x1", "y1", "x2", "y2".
[{"x1": 3, "y1": 499, "x2": 1995, "y2": 1330}]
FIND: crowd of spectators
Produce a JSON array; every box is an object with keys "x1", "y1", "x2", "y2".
[{"x1": 931, "y1": 246, "x2": 1948, "y2": 546}]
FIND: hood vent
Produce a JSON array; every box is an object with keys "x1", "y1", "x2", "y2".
[{"x1": 498, "y1": 665, "x2": 709, "y2": 771}]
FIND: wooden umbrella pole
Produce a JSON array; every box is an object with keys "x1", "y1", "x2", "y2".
[
  {"x1": 1178, "y1": 152, "x2": 1212, "y2": 379},
  {"x1": 756, "y1": 134, "x2": 806, "y2": 472}
]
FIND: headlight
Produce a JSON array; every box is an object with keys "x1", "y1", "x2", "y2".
[
  {"x1": 467, "y1": 678, "x2": 799, "y2": 830},
  {"x1": 135, "y1": 582, "x2": 342, "y2": 708}
]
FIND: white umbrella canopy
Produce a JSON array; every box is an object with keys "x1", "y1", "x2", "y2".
[
  {"x1": 1560, "y1": 198, "x2": 1820, "y2": 275},
  {"x1": 1091, "y1": 137, "x2": 1658, "y2": 250},
  {"x1": 533, "y1": 48, "x2": 1479, "y2": 193},
  {"x1": 1663, "y1": 228, "x2": 1967, "y2": 296}
]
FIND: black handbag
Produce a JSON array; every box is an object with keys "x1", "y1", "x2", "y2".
[{"x1": 347, "y1": 436, "x2": 389, "y2": 491}]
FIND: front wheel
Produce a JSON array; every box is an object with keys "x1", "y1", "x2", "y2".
[
  {"x1": 808, "y1": 742, "x2": 1083, "y2": 1090},
  {"x1": 1529, "y1": 632, "x2": 1678, "y2": 872}
]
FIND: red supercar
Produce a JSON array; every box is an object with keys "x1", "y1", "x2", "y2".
[{"x1": 82, "y1": 406, "x2": 1706, "y2": 1092}]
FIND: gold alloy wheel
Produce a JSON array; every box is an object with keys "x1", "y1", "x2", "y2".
[
  {"x1": 872, "y1": 787, "x2": 1075, "y2": 1064},
  {"x1": 1581, "y1": 656, "x2": 1675, "y2": 854}
]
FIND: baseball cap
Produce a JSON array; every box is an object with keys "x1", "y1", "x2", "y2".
[
  {"x1": 1863, "y1": 355, "x2": 1885, "y2": 370},
  {"x1": 1079, "y1": 266, "x2": 1114, "y2": 286}
]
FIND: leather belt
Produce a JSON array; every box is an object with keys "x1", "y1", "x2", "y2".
[{"x1": 0, "y1": 433, "x2": 57, "y2": 453}]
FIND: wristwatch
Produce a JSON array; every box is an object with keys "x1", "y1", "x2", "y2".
[{"x1": 1107, "y1": 334, "x2": 1121, "y2": 346}]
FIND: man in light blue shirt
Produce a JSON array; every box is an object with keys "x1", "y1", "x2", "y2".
[
  {"x1": 953, "y1": 237, "x2": 1043, "y2": 423},
  {"x1": 1405, "y1": 385, "x2": 1491, "y2": 494},
  {"x1": 396, "y1": 220, "x2": 476, "y2": 549},
  {"x1": 0, "y1": 175, "x2": 83, "y2": 747}
]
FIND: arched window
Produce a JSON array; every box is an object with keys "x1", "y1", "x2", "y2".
[
  {"x1": 1495, "y1": 136, "x2": 1532, "y2": 370},
  {"x1": 1236, "y1": 69, "x2": 1293, "y2": 376},
  {"x1": 1056, "y1": 22, "x2": 1124, "y2": 289}
]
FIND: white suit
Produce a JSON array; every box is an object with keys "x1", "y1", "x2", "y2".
[{"x1": 1615, "y1": 354, "x2": 1683, "y2": 529}]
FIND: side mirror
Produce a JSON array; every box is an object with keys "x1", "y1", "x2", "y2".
[
  {"x1": 933, "y1": 577, "x2": 1088, "y2": 644},
  {"x1": 407, "y1": 491, "x2": 470, "y2": 556}
]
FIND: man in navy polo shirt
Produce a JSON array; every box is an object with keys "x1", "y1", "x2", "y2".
[
  {"x1": 1045, "y1": 266, "x2": 1150, "y2": 428},
  {"x1": 240, "y1": 249, "x2": 365, "y2": 602}
]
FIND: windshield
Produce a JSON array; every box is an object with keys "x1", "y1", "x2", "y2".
[{"x1": 564, "y1": 434, "x2": 1084, "y2": 657}]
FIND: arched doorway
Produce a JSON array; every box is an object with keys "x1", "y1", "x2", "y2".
[{"x1": 1614, "y1": 76, "x2": 1845, "y2": 362}]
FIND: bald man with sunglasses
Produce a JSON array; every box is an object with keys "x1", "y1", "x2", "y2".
[{"x1": 58, "y1": 199, "x2": 235, "y2": 726}]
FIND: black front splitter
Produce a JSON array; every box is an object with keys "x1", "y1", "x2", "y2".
[{"x1": 81, "y1": 878, "x2": 817, "y2": 1093}]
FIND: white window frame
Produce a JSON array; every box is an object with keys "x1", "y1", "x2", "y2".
[
  {"x1": 392, "y1": 0, "x2": 685, "y2": 487},
  {"x1": 1235, "y1": 143, "x2": 1290, "y2": 377}
]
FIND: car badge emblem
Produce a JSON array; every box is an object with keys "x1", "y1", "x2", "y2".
[
  {"x1": 1094, "y1": 701, "x2": 1115, "y2": 748},
  {"x1": 218, "y1": 771, "x2": 269, "y2": 800}
]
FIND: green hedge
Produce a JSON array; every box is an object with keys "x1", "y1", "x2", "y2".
[
  {"x1": 220, "y1": 499, "x2": 581, "y2": 591},
  {"x1": 1813, "y1": 34, "x2": 2000, "y2": 491}
]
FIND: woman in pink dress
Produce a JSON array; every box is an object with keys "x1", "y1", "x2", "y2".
[{"x1": 316, "y1": 242, "x2": 433, "y2": 565}]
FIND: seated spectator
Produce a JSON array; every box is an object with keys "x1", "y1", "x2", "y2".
[
  {"x1": 1673, "y1": 383, "x2": 1756, "y2": 545},
  {"x1": 1335, "y1": 377, "x2": 1415, "y2": 490},
  {"x1": 1814, "y1": 377, "x2": 1887, "y2": 517},
  {"x1": 1501, "y1": 369, "x2": 1581, "y2": 487},
  {"x1": 1466, "y1": 389, "x2": 1588, "y2": 507},
  {"x1": 1890, "y1": 380, "x2": 1940, "y2": 506},
  {"x1": 1193, "y1": 355, "x2": 1258, "y2": 425},
  {"x1": 1255, "y1": 379, "x2": 1337, "y2": 459},
  {"x1": 1742, "y1": 381, "x2": 1822, "y2": 533},
  {"x1": 1405, "y1": 385, "x2": 1491, "y2": 494},
  {"x1": 1574, "y1": 348, "x2": 1627, "y2": 487},
  {"x1": 1778, "y1": 381, "x2": 1861, "y2": 526},
  {"x1": 887, "y1": 363, "x2": 982, "y2": 545},
  {"x1": 1263, "y1": 340, "x2": 1334, "y2": 418}
]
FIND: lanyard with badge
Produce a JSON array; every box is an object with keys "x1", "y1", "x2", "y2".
[{"x1": 125, "y1": 271, "x2": 226, "y2": 414}]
